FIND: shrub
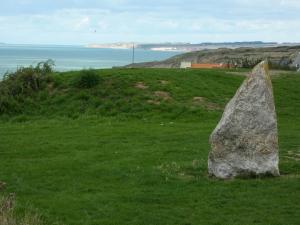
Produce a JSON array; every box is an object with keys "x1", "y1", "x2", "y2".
[
  {"x1": 0, "y1": 60, "x2": 54, "y2": 114},
  {"x1": 36, "y1": 60, "x2": 55, "y2": 75},
  {"x1": 0, "y1": 96, "x2": 21, "y2": 114},
  {"x1": 0, "y1": 60, "x2": 54, "y2": 97},
  {"x1": 72, "y1": 70, "x2": 100, "y2": 88}
]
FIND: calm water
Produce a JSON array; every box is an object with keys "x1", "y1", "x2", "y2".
[{"x1": 0, "y1": 44, "x2": 180, "y2": 78}]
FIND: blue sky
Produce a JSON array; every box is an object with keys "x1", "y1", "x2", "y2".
[{"x1": 0, "y1": 0, "x2": 299, "y2": 45}]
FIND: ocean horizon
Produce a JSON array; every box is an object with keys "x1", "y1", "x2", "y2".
[{"x1": 0, "y1": 44, "x2": 181, "y2": 78}]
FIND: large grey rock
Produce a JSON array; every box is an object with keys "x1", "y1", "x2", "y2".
[{"x1": 208, "y1": 61, "x2": 280, "y2": 179}]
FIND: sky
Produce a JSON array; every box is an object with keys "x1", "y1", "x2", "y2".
[{"x1": 0, "y1": 0, "x2": 300, "y2": 45}]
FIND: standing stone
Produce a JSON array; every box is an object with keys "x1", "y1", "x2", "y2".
[{"x1": 208, "y1": 61, "x2": 279, "y2": 179}]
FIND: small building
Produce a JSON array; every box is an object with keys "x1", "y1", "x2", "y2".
[{"x1": 180, "y1": 61, "x2": 192, "y2": 68}]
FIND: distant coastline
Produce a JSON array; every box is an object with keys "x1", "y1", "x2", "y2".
[
  {"x1": 86, "y1": 41, "x2": 300, "y2": 52},
  {"x1": 0, "y1": 44, "x2": 180, "y2": 78}
]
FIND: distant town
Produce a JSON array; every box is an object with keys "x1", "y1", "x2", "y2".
[{"x1": 86, "y1": 41, "x2": 300, "y2": 52}]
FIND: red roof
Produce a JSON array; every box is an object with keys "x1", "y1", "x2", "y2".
[{"x1": 191, "y1": 63, "x2": 228, "y2": 69}]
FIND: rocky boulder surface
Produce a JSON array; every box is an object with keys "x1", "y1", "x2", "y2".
[{"x1": 208, "y1": 61, "x2": 280, "y2": 179}]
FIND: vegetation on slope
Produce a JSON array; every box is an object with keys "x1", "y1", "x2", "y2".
[
  {"x1": 0, "y1": 64, "x2": 244, "y2": 120},
  {"x1": 0, "y1": 65, "x2": 299, "y2": 225}
]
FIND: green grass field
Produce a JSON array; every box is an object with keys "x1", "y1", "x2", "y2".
[{"x1": 0, "y1": 68, "x2": 299, "y2": 225}]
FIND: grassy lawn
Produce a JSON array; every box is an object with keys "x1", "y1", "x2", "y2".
[{"x1": 0, "y1": 68, "x2": 299, "y2": 225}]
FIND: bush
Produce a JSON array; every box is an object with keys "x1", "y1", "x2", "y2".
[
  {"x1": 0, "y1": 60, "x2": 55, "y2": 114},
  {"x1": 72, "y1": 70, "x2": 100, "y2": 88},
  {"x1": 0, "y1": 60, "x2": 54, "y2": 97},
  {"x1": 0, "y1": 96, "x2": 21, "y2": 114}
]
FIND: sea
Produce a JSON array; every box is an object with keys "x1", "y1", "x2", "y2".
[{"x1": 0, "y1": 44, "x2": 181, "y2": 78}]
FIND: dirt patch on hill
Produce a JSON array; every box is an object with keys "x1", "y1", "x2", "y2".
[
  {"x1": 154, "y1": 91, "x2": 172, "y2": 101},
  {"x1": 193, "y1": 97, "x2": 206, "y2": 102},
  {"x1": 147, "y1": 91, "x2": 172, "y2": 105},
  {"x1": 159, "y1": 80, "x2": 170, "y2": 85},
  {"x1": 135, "y1": 82, "x2": 148, "y2": 90},
  {"x1": 147, "y1": 100, "x2": 161, "y2": 105},
  {"x1": 193, "y1": 96, "x2": 221, "y2": 110}
]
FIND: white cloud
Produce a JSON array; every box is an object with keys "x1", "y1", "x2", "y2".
[
  {"x1": 0, "y1": 2, "x2": 300, "y2": 44},
  {"x1": 280, "y1": 0, "x2": 300, "y2": 7},
  {"x1": 74, "y1": 16, "x2": 90, "y2": 30},
  {"x1": 97, "y1": 21, "x2": 109, "y2": 30}
]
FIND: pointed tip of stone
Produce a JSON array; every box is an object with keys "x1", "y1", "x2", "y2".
[
  {"x1": 251, "y1": 60, "x2": 270, "y2": 80},
  {"x1": 258, "y1": 60, "x2": 269, "y2": 72},
  {"x1": 254, "y1": 60, "x2": 269, "y2": 71}
]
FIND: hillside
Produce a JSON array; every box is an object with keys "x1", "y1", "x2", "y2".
[
  {"x1": 0, "y1": 65, "x2": 245, "y2": 119},
  {"x1": 0, "y1": 66, "x2": 300, "y2": 225},
  {"x1": 125, "y1": 46, "x2": 300, "y2": 68}
]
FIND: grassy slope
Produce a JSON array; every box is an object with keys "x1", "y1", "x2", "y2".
[
  {"x1": 1, "y1": 68, "x2": 242, "y2": 119},
  {"x1": 0, "y1": 69, "x2": 299, "y2": 225}
]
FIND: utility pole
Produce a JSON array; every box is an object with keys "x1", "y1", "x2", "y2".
[{"x1": 132, "y1": 42, "x2": 135, "y2": 65}]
